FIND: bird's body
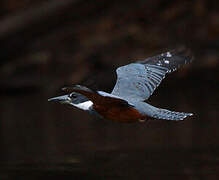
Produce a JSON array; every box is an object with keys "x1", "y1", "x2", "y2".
[
  {"x1": 48, "y1": 48, "x2": 193, "y2": 123},
  {"x1": 93, "y1": 101, "x2": 145, "y2": 123}
]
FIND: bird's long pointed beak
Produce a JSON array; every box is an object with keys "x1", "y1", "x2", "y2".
[{"x1": 48, "y1": 95, "x2": 71, "y2": 104}]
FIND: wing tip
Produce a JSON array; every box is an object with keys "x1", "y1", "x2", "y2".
[
  {"x1": 170, "y1": 47, "x2": 194, "y2": 63},
  {"x1": 154, "y1": 109, "x2": 194, "y2": 121},
  {"x1": 179, "y1": 112, "x2": 194, "y2": 120}
]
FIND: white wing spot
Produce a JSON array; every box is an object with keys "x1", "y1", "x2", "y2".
[
  {"x1": 157, "y1": 60, "x2": 162, "y2": 66},
  {"x1": 164, "y1": 60, "x2": 169, "y2": 64},
  {"x1": 166, "y1": 52, "x2": 172, "y2": 57}
]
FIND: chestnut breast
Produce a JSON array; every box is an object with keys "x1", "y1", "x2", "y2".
[{"x1": 93, "y1": 104, "x2": 146, "y2": 123}]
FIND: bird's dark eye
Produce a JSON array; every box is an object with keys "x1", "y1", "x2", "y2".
[{"x1": 69, "y1": 94, "x2": 77, "y2": 98}]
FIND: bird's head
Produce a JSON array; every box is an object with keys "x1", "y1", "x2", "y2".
[{"x1": 48, "y1": 91, "x2": 93, "y2": 111}]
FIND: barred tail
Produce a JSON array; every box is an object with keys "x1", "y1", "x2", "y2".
[{"x1": 153, "y1": 108, "x2": 193, "y2": 120}]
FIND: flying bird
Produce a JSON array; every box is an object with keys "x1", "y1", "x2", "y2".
[{"x1": 48, "y1": 49, "x2": 193, "y2": 123}]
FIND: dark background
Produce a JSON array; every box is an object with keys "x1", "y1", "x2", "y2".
[{"x1": 0, "y1": 0, "x2": 218, "y2": 179}]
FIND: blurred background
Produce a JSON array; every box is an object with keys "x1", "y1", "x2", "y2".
[{"x1": 0, "y1": 0, "x2": 218, "y2": 179}]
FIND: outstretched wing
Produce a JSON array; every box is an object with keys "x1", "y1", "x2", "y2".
[{"x1": 111, "y1": 48, "x2": 193, "y2": 102}]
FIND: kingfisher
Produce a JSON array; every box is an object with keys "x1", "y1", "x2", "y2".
[{"x1": 48, "y1": 49, "x2": 193, "y2": 123}]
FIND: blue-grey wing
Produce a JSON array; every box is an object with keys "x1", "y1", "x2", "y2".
[
  {"x1": 111, "y1": 63, "x2": 167, "y2": 101},
  {"x1": 111, "y1": 49, "x2": 192, "y2": 101}
]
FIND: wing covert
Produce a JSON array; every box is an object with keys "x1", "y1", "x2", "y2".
[{"x1": 111, "y1": 63, "x2": 168, "y2": 101}]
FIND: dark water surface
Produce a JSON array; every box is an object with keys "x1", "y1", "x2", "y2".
[{"x1": 0, "y1": 70, "x2": 218, "y2": 179}]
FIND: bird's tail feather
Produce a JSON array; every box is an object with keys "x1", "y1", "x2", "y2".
[{"x1": 153, "y1": 108, "x2": 193, "y2": 120}]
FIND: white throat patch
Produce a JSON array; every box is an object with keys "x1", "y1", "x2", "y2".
[{"x1": 71, "y1": 101, "x2": 93, "y2": 111}]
